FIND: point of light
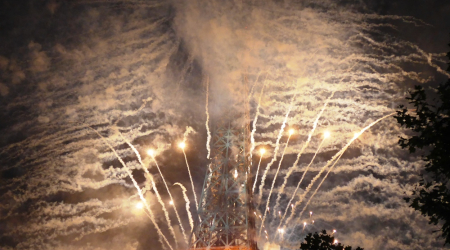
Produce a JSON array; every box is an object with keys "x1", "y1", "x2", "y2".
[
  {"x1": 312, "y1": 220, "x2": 315, "y2": 224},
  {"x1": 333, "y1": 229, "x2": 336, "y2": 234},
  {"x1": 324, "y1": 130, "x2": 330, "y2": 139},
  {"x1": 234, "y1": 169, "x2": 238, "y2": 178},
  {"x1": 135, "y1": 202, "x2": 144, "y2": 209},
  {"x1": 178, "y1": 141, "x2": 186, "y2": 149},
  {"x1": 334, "y1": 240, "x2": 338, "y2": 244},
  {"x1": 278, "y1": 228, "x2": 284, "y2": 234},
  {"x1": 289, "y1": 129, "x2": 294, "y2": 135},
  {"x1": 310, "y1": 211, "x2": 313, "y2": 216},
  {"x1": 304, "y1": 222, "x2": 307, "y2": 226},
  {"x1": 353, "y1": 132, "x2": 359, "y2": 139},
  {"x1": 169, "y1": 200, "x2": 173, "y2": 205},
  {"x1": 147, "y1": 149, "x2": 155, "y2": 157},
  {"x1": 291, "y1": 204, "x2": 294, "y2": 208},
  {"x1": 260, "y1": 148, "x2": 266, "y2": 155}
]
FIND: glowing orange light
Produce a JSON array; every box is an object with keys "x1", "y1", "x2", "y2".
[
  {"x1": 147, "y1": 149, "x2": 155, "y2": 157},
  {"x1": 289, "y1": 129, "x2": 294, "y2": 135},
  {"x1": 324, "y1": 131, "x2": 330, "y2": 139},
  {"x1": 178, "y1": 142, "x2": 186, "y2": 149},
  {"x1": 260, "y1": 148, "x2": 266, "y2": 155}
]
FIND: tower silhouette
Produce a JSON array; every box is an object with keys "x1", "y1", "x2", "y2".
[{"x1": 188, "y1": 112, "x2": 258, "y2": 250}]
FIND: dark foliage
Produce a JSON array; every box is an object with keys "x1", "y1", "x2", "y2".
[
  {"x1": 299, "y1": 230, "x2": 363, "y2": 250},
  {"x1": 395, "y1": 40, "x2": 450, "y2": 245}
]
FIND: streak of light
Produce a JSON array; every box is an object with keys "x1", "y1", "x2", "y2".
[
  {"x1": 120, "y1": 134, "x2": 178, "y2": 248},
  {"x1": 249, "y1": 74, "x2": 267, "y2": 165},
  {"x1": 91, "y1": 128, "x2": 173, "y2": 250},
  {"x1": 252, "y1": 148, "x2": 266, "y2": 193},
  {"x1": 258, "y1": 95, "x2": 296, "y2": 206},
  {"x1": 205, "y1": 76, "x2": 211, "y2": 159},
  {"x1": 260, "y1": 132, "x2": 293, "y2": 236},
  {"x1": 278, "y1": 137, "x2": 327, "y2": 228},
  {"x1": 273, "y1": 91, "x2": 335, "y2": 215},
  {"x1": 181, "y1": 143, "x2": 199, "y2": 213},
  {"x1": 284, "y1": 112, "x2": 396, "y2": 226},
  {"x1": 149, "y1": 151, "x2": 188, "y2": 243},
  {"x1": 173, "y1": 182, "x2": 194, "y2": 232}
]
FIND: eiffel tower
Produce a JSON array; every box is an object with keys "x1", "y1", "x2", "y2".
[{"x1": 188, "y1": 111, "x2": 258, "y2": 250}]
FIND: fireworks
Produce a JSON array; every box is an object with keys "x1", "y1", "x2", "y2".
[{"x1": 135, "y1": 202, "x2": 144, "y2": 209}]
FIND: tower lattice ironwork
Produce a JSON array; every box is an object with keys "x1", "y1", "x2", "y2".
[{"x1": 188, "y1": 112, "x2": 258, "y2": 250}]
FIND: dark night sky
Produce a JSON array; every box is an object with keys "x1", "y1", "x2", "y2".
[{"x1": 1, "y1": 0, "x2": 450, "y2": 249}]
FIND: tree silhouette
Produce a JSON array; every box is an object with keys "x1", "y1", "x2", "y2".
[
  {"x1": 299, "y1": 230, "x2": 363, "y2": 250},
  {"x1": 395, "y1": 39, "x2": 450, "y2": 244}
]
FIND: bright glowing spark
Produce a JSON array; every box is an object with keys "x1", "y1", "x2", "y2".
[
  {"x1": 150, "y1": 150, "x2": 187, "y2": 243},
  {"x1": 310, "y1": 211, "x2": 313, "y2": 217},
  {"x1": 257, "y1": 95, "x2": 296, "y2": 207},
  {"x1": 333, "y1": 229, "x2": 337, "y2": 234},
  {"x1": 234, "y1": 169, "x2": 238, "y2": 178},
  {"x1": 97, "y1": 130, "x2": 173, "y2": 250},
  {"x1": 284, "y1": 113, "x2": 395, "y2": 227},
  {"x1": 260, "y1": 128, "x2": 293, "y2": 236},
  {"x1": 324, "y1": 130, "x2": 330, "y2": 139},
  {"x1": 260, "y1": 148, "x2": 266, "y2": 155},
  {"x1": 273, "y1": 91, "x2": 335, "y2": 218},
  {"x1": 334, "y1": 240, "x2": 338, "y2": 244},
  {"x1": 279, "y1": 139, "x2": 326, "y2": 226},
  {"x1": 289, "y1": 129, "x2": 294, "y2": 135},
  {"x1": 135, "y1": 202, "x2": 144, "y2": 209},
  {"x1": 179, "y1": 142, "x2": 186, "y2": 149},
  {"x1": 147, "y1": 149, "x2": 155, "y2": 157}
]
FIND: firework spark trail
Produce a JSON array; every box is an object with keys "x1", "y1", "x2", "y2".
[
  {"x1": 257, "y1": 95, "x2": 295, "y2": 207},
  {"x1": 277, "y1": 139, "x2": 325, "y2": 230},
  {"x1": 252, "y1": 153, "x2": 264, "y2": 193},
  {"x1": 89, "y1": 128, "x2": 173, "y2": 250},
  {"x1": 296, "y1": 113, "x2": 397, "y2": 223},
  {"x1": 273, "y1": 91, "x2": 335, "y2": 217},
  {"x1": 248, "y1": 71, "x2": 265, "y2": 99},
  {"x1": 259, "y1": 133, "x2": 292, "y2": 236},
  {"x1": 173, "y1": 182, "x2": 194, "y2": 232},
  {"x1": 183, "y1": 126, "x2": 196, "y2": 142},
  {"x1": 250, "y1": 77, "x2": 267, "y2": 165},
  {"x1": 182, "y1": 148, "x2": 199, "y2": 213},
  {"x1": 118, "y1": 134, "x2": 179, "y2": 248},
  {"x1": 283, "y1": 112, "x2": 396, "y2": 226},
  {"x1": 205, "y1": 76, "x2": 211, "y2": 159},
  {"x1": 150, "y1": 155, "x2": 188, "y2": 243}
]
